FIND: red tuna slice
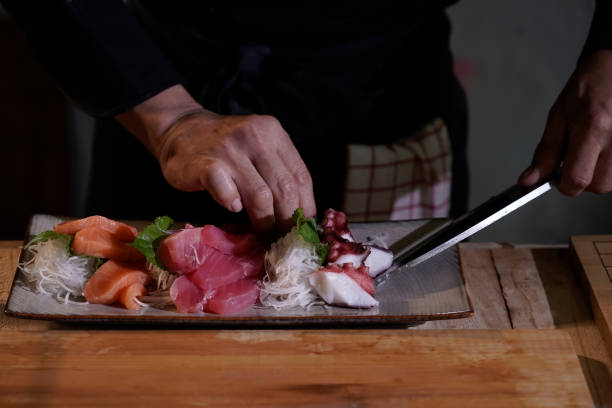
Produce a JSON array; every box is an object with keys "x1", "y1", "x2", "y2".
[
  {"x1": 190, "y1": 245, "x2": 264, "y2": 292},
  {"x1": 170, "y1": 275, "x2": 205, "y2": 313},
  {"x1": 323, "y1": 263, "x2": 374, "y2": 296},
  {"x1": 200, "y1": 225, "x2": 265, "y2": 256},
  {"x1": 205, "y1": 278, "x2": 260, "y2": 314},
  {"x1": 158, "y1": 227, "x2": 203, "y2": 275}
]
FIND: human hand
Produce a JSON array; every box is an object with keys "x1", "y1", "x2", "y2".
[
  {"x1": 519, "y1": 50, "x2": 612, "y2": 195},
  {"x1": 116, "y1": 85, "x2": 316, "y2": 232}
]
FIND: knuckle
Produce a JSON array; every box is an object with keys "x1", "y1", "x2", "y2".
[
  {"x1": 292, "y1": 165, "x2": 312, "y2": 186},
  {"x1": 589, "y1": 111, "x2": 612, "y2": 134},
  {"x1": 276, "y1": 174, "x2": 297, "y2": 197},
  {"x1": 566, "y1": 174, "x2": 590, "y2": 191},
  {"x1": 248, "y1": 183, "x2": 273, "y2": 210}
]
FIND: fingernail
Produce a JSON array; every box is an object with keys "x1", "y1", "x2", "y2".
[{"x1": 231, "y1": 198, "x2": 242, "y2": 213}]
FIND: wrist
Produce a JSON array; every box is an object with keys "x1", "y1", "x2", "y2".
[{"x1": 115, "y1": 84, "x2": 208, "y2": 159}]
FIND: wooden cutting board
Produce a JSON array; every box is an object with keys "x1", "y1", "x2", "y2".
[
  {"x1": 0, "y1": 329, "x2": 592, "y2": 407},
  {"x1": 571, "y1": 235, "x2": 612, "y2": 355}
]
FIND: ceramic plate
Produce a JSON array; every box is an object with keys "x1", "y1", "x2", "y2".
[{"x1": 5, "y1": 214, "x2": 473, "y2": 326}]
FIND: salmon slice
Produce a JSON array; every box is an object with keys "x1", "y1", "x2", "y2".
[
  {"x1": 54, "y1": 215, "x2": 139, "y2": 242},
  {"x1": 72, "y1": 226, "x2": 144, "y2": 261},
  {"x1": 84, "y1": 259, "x2": 151, "y2": 306},
  {"x1": 118, "y1": 283, "x2": 147, "y2": 310}
]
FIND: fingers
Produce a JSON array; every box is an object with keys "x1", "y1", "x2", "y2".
[
  {"x1": 254, "y1": 155, "x2": 301, "y2": 232},
  {"x1": 233, "y1": 161, "x2": 276, "y2": 233},
  {"x1": 588, "y1": 148, "x2": 612, "y2": 193},
  {"x1": 280, "y1": 142, "x2": 317, "y2": 219},
  {"x1": 200, "y1": 162, "x2": 242, "y2": 213},
  {"x1": 519, "y1": 107, "x2": 565, "y2": 186},
  {"x1": 559, "y1": 113, "x2": 609, "y2": 196}
]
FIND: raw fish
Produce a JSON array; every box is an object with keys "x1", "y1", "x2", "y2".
[
  {"x1": 363, "y1": 245, "x2": 394, "y2": 278},
  {"x1": 200, "y1": 225, "x2": 264, "y2": 256},
  {"x1": 118, "y1": 283, "x2": 147, "y2": 310},
  {"x1": 309, "y1": 270, "x2": 378, "y2": 308},
  {"x1": 170, "y1": 275, "x2": 205, "y2": 313},
  {"x1": 190, "y1": 245, "x2": 264, "y2": 292},
  {"x1": 205, "y1": 278, "x2": 260, "y2": 314},
  {"x1": 84, "y1": 259, "x2": 151, "y2": 307},
  {"x1": 54, "y1": 215, "x2": 139, "y2": 242},
  {"x1": 72, "y1": 226, "x2": 144, "y2": 261},
  {"x1": 157, "y1": 227, "x2": 203, "y2": 274}
]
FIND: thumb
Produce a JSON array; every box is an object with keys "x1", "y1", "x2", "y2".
[{"x1": 519, "y1": 108, "x2": 566, "y2": 186}]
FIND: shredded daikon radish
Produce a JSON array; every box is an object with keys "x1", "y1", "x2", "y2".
[
  {"x1": 260, "y1": 227, "x2": 322, "y2": 310},
  {"x1": 18, "y1": 237, "x2": 95, "y2": 303}
]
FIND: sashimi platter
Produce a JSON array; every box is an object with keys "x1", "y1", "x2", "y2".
[{"x1": 5, "y1": 209, "x2": 473, "y2": 325}]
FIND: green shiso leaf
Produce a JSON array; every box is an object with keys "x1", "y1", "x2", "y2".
[
  {"x1": 24, "y1": 230, "x2": 75, "y2": 256},
  {"x1": 129, "y1": 216, "x2": 174, "y2": 268},
  {"x1": 292, "y1": 208, "x2": 328, "y2": 264}
]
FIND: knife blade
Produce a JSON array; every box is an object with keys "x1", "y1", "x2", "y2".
[{"x1": 375, "y1": 178, "x2": 553, "y2": 284}]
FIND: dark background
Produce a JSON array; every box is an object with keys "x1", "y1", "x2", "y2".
[{"x1": 1, "y1": 0, "x2": 611, "y2": 242}]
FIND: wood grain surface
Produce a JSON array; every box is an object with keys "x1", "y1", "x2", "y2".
[
  {"x1": 0, "y1": 329, "x2": 592, "y2": 407},
  {"x1": 1, "y1": 243, "x2": 610, "y2": 407}
]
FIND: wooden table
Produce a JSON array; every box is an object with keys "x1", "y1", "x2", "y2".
[{"x1": 1, "y1": 241, "x2": 610, "y2": 407}]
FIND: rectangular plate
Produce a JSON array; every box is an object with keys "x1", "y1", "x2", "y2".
[{"x1": 4, "y1": 214, "x2": 473, "y2": 326}]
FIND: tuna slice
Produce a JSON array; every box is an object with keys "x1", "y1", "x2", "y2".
[
  {"x1": 309, "y1": 270, "x2": 378, "y2": 308},
  {"x1": 157, "y1": 227, "x2": 203, "y2": 274},
  {"x1": 363, "y1": 245, "x2": 393, "y2": 277},
  {"x1": 190, "y1": 245, "x2": 264, "y2": 292},
  {"x1": 118, "y1": 283, "x2": 147, "y2": 310},
  {"x1": 72, "y1": 226, "x2": 144, "y2": 261},
  {"x1": 170, "y1": 275, "x2": 205, "y2": 313},
  {"x1": 84, "y1": 259, "x2": 151, "y2": 308},
  {"x1": 205, "y1": 278, "x2": 260, "y2": 314},
  {"x1": 54, "y1": 215, "x2": 139, "y2": 242},
  {"x1": 200, "y1": 225, "x2": 265, "y2": 256}
]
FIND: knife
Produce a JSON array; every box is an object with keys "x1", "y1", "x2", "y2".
[{"x1": 375, "y1": 177, "x2": 553, "y2": 284}]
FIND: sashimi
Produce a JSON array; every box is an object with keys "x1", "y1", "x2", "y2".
[
  {"x1": 118, "y1": 283, "x2": 147, "y2": 310},
  {"x1": 170, "y1": 275, "x2": 205, "y2": 313},
  {"x1": 190, "y1": 245, "x2": 264, "y2": 291},
  {"x1": 308, "y1": 270, "x2": 378, "y2": 308},
  {"x1": 84, "y1": 259, "x2": 151, "y2": 306},
  {"x1": 157, "y1": 227, "x2": 203, "y2": 274},
  {"x1": 318, "y1": 263, "x2": 374, "y2": 296},
  {"x1": 72, "y1": 226, "x2": 144, "y2": 261},
  {"x1": 54, "y1": 215, "x2": 139, "y2": 242},
  {"x1": 205, "y1": 278, "x2": 260, "y2": 314},
  {"x1": 200, "y1": 225, "x2": 265, "y2": 256}
]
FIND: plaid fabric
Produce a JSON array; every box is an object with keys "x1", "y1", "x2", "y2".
[{"x1": 342, "y1": 117, "x2": 452, "y2": 222}]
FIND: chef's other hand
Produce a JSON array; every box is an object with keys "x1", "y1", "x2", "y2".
[
  {"x1": 116, "y1": 85, "x2": 316, "y2": 232},
  {"x1": 519, "y1": 50, "x2": 612, "y2": 196}
]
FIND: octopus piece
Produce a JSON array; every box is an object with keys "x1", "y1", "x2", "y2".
[
  {"x1": 327, "y1": 239, "x2": 370, "y2": 267},
  {"x1": 309, "y1": 263, "x2": 377, "y2": 309},
  {"x1": 363, "y1": 245, "x2": 394, "y2": 278},
  {"x1": 321, "y1": 208, "x2": 355, "y2": 242}
]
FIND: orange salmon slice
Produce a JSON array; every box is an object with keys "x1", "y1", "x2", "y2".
[
  {"x1": 54, "y1": 215, "x2": 139, "y2": 242},
  {"x1": 84, "y1": 259, "x2": 151, "y2": 306},
  {"x1": 118, "y1": 283, "x2": 147, "y2": 310},
  {"x1": 72, "y1": 226, "x2": 144, "y2": 261}
]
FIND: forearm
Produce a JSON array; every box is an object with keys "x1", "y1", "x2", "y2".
[{"x1": 115, "y1": 85, "x2": 207, "y2": 159}]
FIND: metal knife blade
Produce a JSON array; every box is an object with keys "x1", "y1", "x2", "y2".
[{"x1": 375, "y1": 178, "x2": 552, "y2": 284}]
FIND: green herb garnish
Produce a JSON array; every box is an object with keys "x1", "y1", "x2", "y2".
[
  {"x1": 129, "y1": 216, "x2": 174, "y2": 268},
  {"x1": 24, "y1": 230, "x2": 75, "y2": 256},
  {"x1": 292, "y1": 208, "x2": 329, "y2": 263}
]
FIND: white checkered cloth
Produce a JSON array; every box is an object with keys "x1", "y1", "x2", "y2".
[{"x1": 342, "y1": 117, "x2": 452, "y2": 222}]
